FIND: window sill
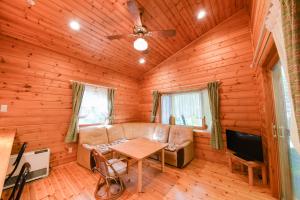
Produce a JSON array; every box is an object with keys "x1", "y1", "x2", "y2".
[{"x1": 79, "y1": 123, "x2": 104, "y2": 128}]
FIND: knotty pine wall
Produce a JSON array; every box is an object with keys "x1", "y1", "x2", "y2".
[
  {"x1": 138, "y1": 10, "x2": 261, "y2": 164},
  {"x1": 0, "y1": 35, "x2": 140, "y2": 167}
]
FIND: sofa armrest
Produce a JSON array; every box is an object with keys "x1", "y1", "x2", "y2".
[
  {"x1": 176, "y1": 141, "x2": 192, "y2": 150},
  {"x1": 77, "y1": 144, "x2": 92, "y2": 170},
  {"x1": 176, "y1": 141, "x2": 194, "y2": 168}
]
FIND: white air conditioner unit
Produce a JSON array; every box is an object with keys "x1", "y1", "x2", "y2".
[{"x1": 4, "y1": 148, "x2": 50, "y2": 189}]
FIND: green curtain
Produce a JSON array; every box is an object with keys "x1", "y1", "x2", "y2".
[
  {"x1": 281, "y1": 0, "x2": 300, "y2": 140},
  {"x1": 107, "y1": 89, "x2": 115, "y2": 125},
  {"x1": 65, "y1": 82, "x2": 85, "y2": 143},
  {"x1": 150, "y1": 91, "x2": 160, "y2": 123},
  {"x1": 207, "y1": 82, "x2": 223, "y2": 149}
]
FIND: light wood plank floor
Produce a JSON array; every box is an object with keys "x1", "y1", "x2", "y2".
[{"x1": 2, "y1": 159, "x2": 277, "y2": 200}]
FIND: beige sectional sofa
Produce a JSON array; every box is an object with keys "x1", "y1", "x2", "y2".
[{"x1": 77, "y1": 123, "x2": 194, "y2": 169}]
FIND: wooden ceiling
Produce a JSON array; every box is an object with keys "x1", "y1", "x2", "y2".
[{"x1": 0, "y1": 0, "x2": 249, "y2": 78}]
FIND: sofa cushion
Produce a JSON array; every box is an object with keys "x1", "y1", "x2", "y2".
[
  {"x1": 122, "y1": 123, "x2": 157, "y2": 140},
  {"x1": 79, "y1": 126, "x2": 108, "y2": 145},
  {"x1": 110, "y1": 138, "x2": 128, "y2": 146},
  {"x1": 106, "y1": 124, "x2": 125, "y2": 142},
  {"x1": 152, "y1": 124, "x2": 170, "y2": 143},
  {"x1": 82, "y1": 138, "x2": 128, "y2": 155},
  {"x1": 165, "y1": 144, "x2": 177, "y2": 152},
  {"x1": 82, "y1": 143, "x2": 111, "y2": 154},
  {"x1": 168, "y1": 125, "x2": 193, "y2": 145}
]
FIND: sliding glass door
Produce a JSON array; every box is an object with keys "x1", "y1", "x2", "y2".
[{"x1": 272, "y1": 62, "x2": 300, "y2": 200}]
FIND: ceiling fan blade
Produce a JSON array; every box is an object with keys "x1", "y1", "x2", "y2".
[
  {"x1": 106, "y1": 34, "x2": 136, "y2": 40},
  {"x1": 127, "y1": 0, "x2": 142, "y2": 26},
  {"x1": 147, "y1": 30, "x2": 176, "y2": 38}
]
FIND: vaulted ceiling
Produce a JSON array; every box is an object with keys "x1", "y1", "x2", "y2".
[{"x1": 0, "y1": 0, "x2": 249, "y2": 78}]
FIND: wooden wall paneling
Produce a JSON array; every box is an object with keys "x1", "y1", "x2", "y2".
[
  {"x1": 0, "y1": 35, "x2": 140, "y2": 167},
  {"x1": 138, "y1": 10, "x2": 261, "y2": 164},
  {"x1": 0, "y1": 0, "x2": 249, "y2": 78},
  {"x1": 194, "y1": 131, "x2": 227, "y2": 164}
]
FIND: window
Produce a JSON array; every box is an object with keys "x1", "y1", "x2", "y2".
[
  {"x1": 161, "y1": 90, "x2": 212, "y2": 128},
  {"x1": 79, "y1": 85, "x2": 108, "y2": 125}
]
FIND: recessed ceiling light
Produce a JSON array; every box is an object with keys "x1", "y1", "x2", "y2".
[
  {"x1": 139, "y1": 58, "x2": 146, "y2": 64},
  {"x1": 69, "y1": 20, "x2": 80, "y2": 31},
  {"x1": 197, "y1": 10, "x2": 206, "y2": 20}
]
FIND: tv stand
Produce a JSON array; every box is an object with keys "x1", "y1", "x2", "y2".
[{"x1": 226, "y1": 150, "x2": 267, "y2": 186}]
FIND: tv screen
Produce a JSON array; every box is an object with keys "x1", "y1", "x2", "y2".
[{"x1": 226, "y1": 129, "x2": 264, "y2": 162}]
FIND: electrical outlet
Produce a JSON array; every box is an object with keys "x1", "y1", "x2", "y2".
[{"x1": 0, "y1": 105, "x2": 8, "y2": 112}]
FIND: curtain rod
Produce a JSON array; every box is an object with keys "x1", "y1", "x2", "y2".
[
  {"x1": 158, "y1": 80, "x2": 222, "y2": 95},
  {"x1": 70, "y1": 80, "x2": 117, "y2": 90}
]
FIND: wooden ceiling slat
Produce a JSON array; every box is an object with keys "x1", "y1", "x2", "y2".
[
  {"x1": 0, "y1": 2, "x2": 149, "y2": 73},
  {"x1": 137, "y1": 0, "x2": 188, "y2": 54},
  {"x1": 0, "y1": 0, "x2": 249, "y2": 78}
]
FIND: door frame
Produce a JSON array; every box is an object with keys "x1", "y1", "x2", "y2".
[{"x1": 260, "y1": 41, "x2": 281, "y2": 198}]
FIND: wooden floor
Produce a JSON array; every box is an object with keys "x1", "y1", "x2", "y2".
[{"x1": 2, "y1": 159, "x2": 277, "y2": 200}]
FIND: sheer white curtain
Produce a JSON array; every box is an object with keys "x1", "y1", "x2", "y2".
[
  {"x1": 265, "y1": 0, "x2": 300, "y2": 153},
  {"x1": 161, "y1": 95, "x2": 171, "y2": 124},
  {"x1": 161, "y1": 90, "x2": 212, "y2": 128},
  {"x1": 79, "y1": 85, "x2": 108, "y2": 125}
]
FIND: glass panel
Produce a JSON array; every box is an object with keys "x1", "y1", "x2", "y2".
[
  {"x1": 161, "y1": 95, "x2": 171, "y2": 124},
  {"x1": 79, "y1": 85, "x2": 108, "y2": 125},
  {"x1": 160, "y1": 90, "x2": 212, "y2": 128},
  {"x1": 172, "y1": 91, "x2": 202, "y2": 126},
  {"x1": 281, "y1": 66, "x2": 300, "y2": 200},
  {"x1": 202, "y1": 89, "x2": 212, "y2": 130},
  {"x1": 272, "y1": 62, "x2": 293, "y2": 200}
]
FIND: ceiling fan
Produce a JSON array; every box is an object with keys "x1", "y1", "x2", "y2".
[{"x1": 106, "y1": 0, "x2": 176, "y2": 52}]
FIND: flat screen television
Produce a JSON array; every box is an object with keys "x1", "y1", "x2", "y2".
[{"x1": 226, "y1": 129, "x2": 264, "y2": 162}]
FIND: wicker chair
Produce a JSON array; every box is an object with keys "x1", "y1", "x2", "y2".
[{"x1": 90, "y1": 149, "x2": 128, "y2": 200}]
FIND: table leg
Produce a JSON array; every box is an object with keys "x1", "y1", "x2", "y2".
[
  {"x1": 228, "y1": 155, "x2": 233, "y2": 172},
  {"x1": 248, "y1": 166, "x2": 254, "y2": 186},
  {"x1": 161, "y1": 148, "x2": 165, "y2": 172},
  {"x1": 262, "y1": 165, "x2": 267, "y2": 185},
  {"x1": 138, "y1": 159, "x2": 142, "y2": 193}
]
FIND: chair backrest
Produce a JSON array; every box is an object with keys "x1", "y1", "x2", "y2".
[
  {"x1": 90, "y1": 149, "x2": 109, "y2": 177},
  {"x1": 5, "y1": 142, "x2": 27, "y2": 183},
  {"x1": 9, "y1": 162, "x2": 31, "y2": 200}
]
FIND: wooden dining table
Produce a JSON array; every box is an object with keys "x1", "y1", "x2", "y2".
[
  {"x1": 0, "y1": 129, "x2": 15, "y2": 197},
  {"x1": 110, "y1": 137, "x2": 168, "y2": 193}
]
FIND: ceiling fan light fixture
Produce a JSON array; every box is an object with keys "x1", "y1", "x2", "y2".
[{"x1": 133, "y1": 38, "x2": 148, "y2": 51}]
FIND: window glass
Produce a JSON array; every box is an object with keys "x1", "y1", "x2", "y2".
[
  {"x1": 161, "y1": 90, "x2": 212, "y2": 128},
  {"x1": 79, "y1": 85, "x2": 108, "y2": 125}
]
